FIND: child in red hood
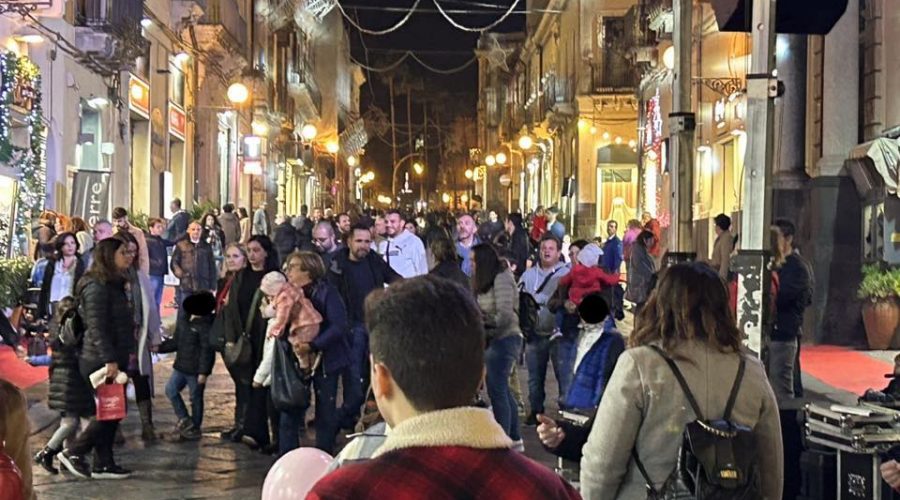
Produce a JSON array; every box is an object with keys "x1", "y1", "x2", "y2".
[{"x1": 558, "y1": 243, "x2": 620, "y2": 306}]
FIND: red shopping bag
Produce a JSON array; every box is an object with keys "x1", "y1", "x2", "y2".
[{"x1": 95, "y1": 383, "x2": 127, "y2": 421}]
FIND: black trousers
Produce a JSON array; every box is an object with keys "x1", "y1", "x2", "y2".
[
  {"x1": 67, "y1": 361, "x2": 122, "y2": 467},
  {"x1": 225, "y1": 358, "x2": 252, "y2": 431}
]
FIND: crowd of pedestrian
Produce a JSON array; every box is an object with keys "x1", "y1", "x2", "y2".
[{"x1": 0, "y1": 197, "x2": 822, "y2": 499}]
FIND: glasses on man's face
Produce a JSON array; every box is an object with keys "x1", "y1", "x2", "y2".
[{"x1": 314, "y1": 237, "x2": 330, "y2": 243}]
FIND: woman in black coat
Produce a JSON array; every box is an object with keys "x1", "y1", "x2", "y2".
[
  {"x1": 38, "y1": 232, "x2": 86, "y2": 320},
  {"x1": 57, "y1": 238, "x2": 137, "y2": 479},
  {"x1": 502, "y1": 213, "x2": 531, "y2": 280},
  {"x1": 219, "y1": 236, "x2": 279, "y2": 451},
  {"x1": 32, "y1": 298, "x2": 94, "y2": 474}
]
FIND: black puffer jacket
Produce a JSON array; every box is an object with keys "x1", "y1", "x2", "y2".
[
  {"x1": 159, "y1": 315, "x2": 215, "y2": 376},
  {"x1": 47, "y1": 336, "x2": 94, "y2": 416},
  {"x1": 76, "y1": 275, "x2": 135, "y2": 370}
]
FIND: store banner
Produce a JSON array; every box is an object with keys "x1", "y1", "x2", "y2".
[{"x1": 70, "y1": 170, "x2": 110, "y2": 226}]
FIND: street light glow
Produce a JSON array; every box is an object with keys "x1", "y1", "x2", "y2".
[
  {"x1": 495, "y1": 152, "x2": 507, "y2": 165},
  {"x1": 348, "y1": 155, "x2": 358, "y2": 167},
  {"x1": 442, "y1": 193, "x2": 451, "y2": 204},
  {"x1": 413, "y1": 162, "x2": 424, "y2": 175},
  {"x1": 301, "y1": 124, "x2": 318, "y2": 141},
  {"x1": 485, "y1": 155, "x2": 496, "y2": 167},
  {"x1": 174, "y1": 51, "x2": 190, "y2": 65},
  {"x1": 227, "y1": 82, "x2": 249, "y2": 104},
  {"x1": 465, "y1": 169, "x2": 474, "y2": 180},
  {"x1": 326, "y1": 141, "x2": 339, "y2": 154},
  {"x1": 251, "y1": 121, "x2": 269, "y2": 136},
  {"x1": 518, "y1": 135, "x2": 533, "y2": 150}
]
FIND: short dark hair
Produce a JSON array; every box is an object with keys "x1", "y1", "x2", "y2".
[
  {"x1": 365, "y1": 276, "x2": 485, "y2": 411},
  {"x1": 350, "y1": 222, "x2": 372, "y2": 238},
  {"x1": 223, "y1": 203, "x2": 235, "y2": 213},
  {"x1": 774, "y1": 219, "x2": 796, "y2": 239},
  {"x1": 112, "y1": 207, "x2": 128, "y2": 219},
  {"x1": 714, "y1": 213, "x2": 732, "y2": 231},
  {"x1": 430, "y1": 236, "x2": 458, "y2": 264},
  {"x1": 385, "y1": 208, "x2": 406, "y2": 222},
  {"x1": 539, "y1": 233, "x2": 562, "y2": 251},
  {"x1": 171, "y1": 198, "x2": 182, "y2": 209},
  {"x1": 148, "y1": 217, "x2": 164, "y2": 227}
]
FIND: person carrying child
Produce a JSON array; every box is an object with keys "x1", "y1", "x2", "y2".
[
  {"x1": 253, "y1": 271, "x2": 323, "y2": 388},
  {"x1": 159, "y1": 292, "x2": 217, "y2": 440}
]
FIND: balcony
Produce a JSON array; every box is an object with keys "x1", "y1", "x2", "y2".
[
  {"x1": 72, "y1": 0, "x2": 144, "y2": 73},
  {"x1": 196, "y1": 0, "x2": 248, "y2": 58},
  {"x1": 592, "y1": 16, "x2": 640, "y2": 94},
  {"x1": 645, "y1": 0, "x2": 674, "y2": 33},
  {"x1": 542, "y1": 74, "x2": 575, "y2": 117},
  {"x1": 288, "y1": 67, "x2": 322, "y2": 121}
]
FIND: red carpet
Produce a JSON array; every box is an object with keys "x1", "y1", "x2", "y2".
[
  {"x1": 801, "y1": 345, "x2": 892, "y2": 395},
  {"x1": 0, "y1": 345, "x2": 48, "y2": 390}
]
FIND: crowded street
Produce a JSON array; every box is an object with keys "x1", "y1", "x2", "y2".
[{"x1": 0, "y1": 0, "x2": 898, "y2": 499}]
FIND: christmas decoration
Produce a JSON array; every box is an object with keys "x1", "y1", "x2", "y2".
[{"x1": 0, "y1": 51, "x2": 46, "y2": 253}]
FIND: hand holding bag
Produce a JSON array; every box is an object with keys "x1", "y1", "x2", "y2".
[
  {"x1": 95, "y1": 382, "x2": 127, "y2": 421},
  {"x1": 270, "y1": 335, "x2": 311, "y2": 411},
  {"x1": 223, "y1": 289, "x2": 262, "y2": 367}
]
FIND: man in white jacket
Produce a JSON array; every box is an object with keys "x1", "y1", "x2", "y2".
[{"x1": 378, "y1": 209, "x2": 427, "y2": 278}]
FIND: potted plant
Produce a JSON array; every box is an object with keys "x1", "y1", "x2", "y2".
[{"x1": 858, "y1": 264, "x2": 900, "y2": 349}]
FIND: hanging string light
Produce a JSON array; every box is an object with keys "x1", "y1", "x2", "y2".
[
  {"x1": 350, "y1": 52, "x2": 476, "y2": 74},
  {"x1": 432, "y1": 0, "x2": 522, "y2": 33},
  {"x1": 336, "y1": 0, "x2": 422, "y2": 36}
]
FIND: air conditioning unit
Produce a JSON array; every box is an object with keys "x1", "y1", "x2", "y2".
[{"x1": 74, "y1": 30, "x2": 118, "y2": 59}]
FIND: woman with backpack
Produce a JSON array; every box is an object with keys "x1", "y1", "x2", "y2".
[
  {"x1": 32, "y1": 298, "x2": 95, "y2": 475},
  {"x1": 574, "y1": 262, "x2": 783, "y2": 498}
]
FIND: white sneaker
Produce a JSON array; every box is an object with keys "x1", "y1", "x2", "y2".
[{"x1": 511, "y1": 439, "x2": 525, "y2": 453}]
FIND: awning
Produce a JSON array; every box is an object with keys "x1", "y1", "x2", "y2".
[{"x1": 845, "y1": 138, "x2": 900, "y2": 198}]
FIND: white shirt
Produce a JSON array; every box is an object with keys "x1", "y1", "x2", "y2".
[
  {"x1": 378, "y1": 230, "x2": 427, "y2": 278},
  {"x1": 49, "y1": 259, "x2": 75, "y2": 302}
]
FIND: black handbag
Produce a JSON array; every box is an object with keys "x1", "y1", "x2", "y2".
[
  {"x1": 270, "y1": 335, "x2": 311, "y2": 411},
  {"x1": 223, "y1": 290, "x2": 261, "y2": 367}
]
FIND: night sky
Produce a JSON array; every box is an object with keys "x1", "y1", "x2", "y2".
[{"x1": 339, "y1": 0, "x2": 525, "y2": 198}]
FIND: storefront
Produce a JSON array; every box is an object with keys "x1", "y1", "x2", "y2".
[{"x1": 640, "y1": 87, "x2": 671, "y2": 233}]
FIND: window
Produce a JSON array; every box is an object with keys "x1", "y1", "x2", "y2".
[
  {"x1": 134, "y1": 42, "x2": 151, "y2": 80},
  {"x1": 169, "y1": 59, "x2": 185, "y2": 107}
]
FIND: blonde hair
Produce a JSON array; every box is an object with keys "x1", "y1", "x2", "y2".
[
  {"x1": 221, "y1": 243, "x2": 249, "y2": 279},
  {"x1": 285, "y1": 251, "x2": 326, "y2": 283},
  {"x1": 0, "y1": 379, "x2": 31, "y2": 500}
]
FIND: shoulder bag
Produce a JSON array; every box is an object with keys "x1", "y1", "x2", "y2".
[
  {"x1": 223, "y1": 289, "x2": 262, "y2": 367},
  {"x1": 270, "y1": 334, "x2": 311, "y2": 411}
]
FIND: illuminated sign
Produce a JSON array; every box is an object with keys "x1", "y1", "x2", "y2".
[
  {"x1": 129, "y1": 76, "x2": 150, "y2": 118},
  {"x1": 169, "y1": 104, "x2": 186, "y2": 140},
  {"x1": 714, "y1": 98, "x2": 726, "y2": 129}
]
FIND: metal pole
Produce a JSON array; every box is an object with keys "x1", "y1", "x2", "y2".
[
  {"x1": 735, "y1": 0, "x2": 777, "y2": 355},
  {"x1": 389, "y1": 76, "x2": 398, "y2": 196},
  {"x1": 666, "y1": 0, "x2": 696, "y2": 265}
]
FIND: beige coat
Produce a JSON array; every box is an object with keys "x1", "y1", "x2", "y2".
[
  {"x1": 580, "y1": 340, "x2": 783, "y2": 499},
  {"x1": 709, "y1": 230, "x2": 734, "y2": 279}
]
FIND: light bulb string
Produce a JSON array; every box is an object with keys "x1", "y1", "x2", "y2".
[
  {"x1": 336, "y1": 0, "x2": 422, "y2": 36},
  {"x1": 432, "y1": 0, "x2": 521, "y2": 32},
  {"x1": 349, "y1": 52, "x2": 475, "y2": 74}
]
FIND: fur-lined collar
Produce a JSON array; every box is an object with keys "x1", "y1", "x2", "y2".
[{"x1": 373, "y1": 407, "x2": 512, "y2": 457}]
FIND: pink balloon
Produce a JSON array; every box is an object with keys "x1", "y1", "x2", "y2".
[{"x1": 261, "y1": 447, "x2": 334, "y2": 500}]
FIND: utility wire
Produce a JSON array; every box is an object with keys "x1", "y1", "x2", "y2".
[{"x1": 432, "y1": 0, "x2": 521, "y2": 32}]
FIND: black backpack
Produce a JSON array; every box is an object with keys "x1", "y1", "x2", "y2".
[
  {"x1": 633, "y1": 346, "x2": 761, "y2": 499},
  {"x1": 518, "y1": 268, "x2": 559, "y2": 340}
]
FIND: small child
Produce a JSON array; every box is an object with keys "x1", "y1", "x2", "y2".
[
  {"x1": 564, "y1": 292, "x2": 624, "y2": 411},
  {"x1": 159, "y1": 291, "x2": 216, "y2": 440},
  {"x1": 253, "y1": 272, "x2": 322, "y2": 389},
  {"x1": 553, "y1": 243, "x2": 619, "y2": 337}
]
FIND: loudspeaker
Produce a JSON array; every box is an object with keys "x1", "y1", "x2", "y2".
[
  {"x1": 710, "y1": 0, "x2": 849, "y2": 35},
  {"x1": 781, "y1": 407, "x2": 804, "y2": 499},
  {"x1": 799, "y1": 449, "x2": 837, "y2": 500}
]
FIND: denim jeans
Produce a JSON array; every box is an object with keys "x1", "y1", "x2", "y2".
[
  {"x1": 149, "y1": 274, "x2": 165, "y2": 312},
  {"x1": 767, "y1": 339, "x2": 799, "y2": 403},
  {"x1": 313, "y1": 368, "x2": 340, "y2": 455},
  {"x1": 338, "y1": 324, "x2": 368, "y2": 428},
  {"x1": 165, "y1": 369, "x2": 205, "y2": 429},
  {"x1": 277, "y1": 407, "x2": 306, "y2": 457},
  {"x1": 485, "y1": 335, "x2": 522, "y2": 441},
  {"x1": 525, "y1": 335, "x2": 576, "y2": 414}
]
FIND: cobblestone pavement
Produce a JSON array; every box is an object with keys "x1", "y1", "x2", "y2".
[{"x1": 29, "y1": 353, "x2": 563, "y2": 499}]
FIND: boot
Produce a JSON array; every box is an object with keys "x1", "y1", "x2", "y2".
[
  {"x1": 138, "y1": 400, "x2": 158, "y2": 443},
  {"x1": 222, "y1": 397, "x2": 248, "y2": 442},
  {"x1": 34, "y1": 446, "x2": 59, "y2": 474}
]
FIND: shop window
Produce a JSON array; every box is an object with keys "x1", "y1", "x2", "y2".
[
  {"x1": 169, "y1": 60, "x2": 185, "y2": 107},
  {"x1": 77, "y1": 100, "x2": 102, "y2": 171}
]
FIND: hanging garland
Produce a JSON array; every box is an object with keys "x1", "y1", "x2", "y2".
[{"x1": 0, "y1": 51, "x2": 46, "y2": 252}]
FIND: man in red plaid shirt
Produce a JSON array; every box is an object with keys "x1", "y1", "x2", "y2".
[{"x1": 307, "y1": 275, "x2": 580, "y2": 500}]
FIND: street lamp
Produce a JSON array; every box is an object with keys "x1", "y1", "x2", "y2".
[
  {"x1": 326, "y1": 141, "x2": 339, "y2": 154},
  {"x1": 300, "y1": 124, "x2": 318, "y2": 141},
  {"x1": 485, "y1": 155, "x2": 496, "y2": 167},
  {"x1": 348, "y1": 155, "x2": 358, "y2": 167},
  {"x1": 518, "y1": 135, "x2": 533, "y2": 150},
  {"x1": 495, "y1": 152, "x2": 507, "y2": 165},
  {"x1": 465, "y1": 168, "x2": 474, "y2": 180},
  {"x1": 227, "y1": 82, "x2": 249, "y2": 105},
  {"x1": 413, "y1": 162, "x2": 424, "y2": 175}
]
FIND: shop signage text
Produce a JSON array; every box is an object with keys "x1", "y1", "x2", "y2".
[
  {"x1": 129, "y1": 76, "x2": 150, "y2": 118},
  {"x1": 169, "y1": 104, "x2": 186, "y2": 140}
]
